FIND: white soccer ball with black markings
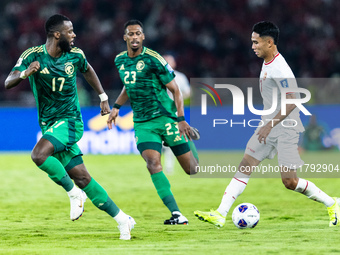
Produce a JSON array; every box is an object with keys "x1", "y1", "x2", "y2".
[{"x1": 232, "y1": 203, "x2": 260, "y2": 229}]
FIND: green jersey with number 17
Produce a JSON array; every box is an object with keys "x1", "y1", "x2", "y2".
[
  {"x1": 12, "y1": 44, "x2": 88, "y2": 128},
  {"x1": 115, "y1": 47, "x2": 177, "y2": 122}
]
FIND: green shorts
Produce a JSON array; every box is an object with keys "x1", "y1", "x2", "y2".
[
  {"x1": 41, "y1": 118, "x2": 84, "y2": 171},
  {"x1": 134, "y1": 116, "x2": 190, "y2": 156}
]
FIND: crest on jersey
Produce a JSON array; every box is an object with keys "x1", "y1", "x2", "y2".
[
  {"x1": 65, "y1": 62, "x2": 74, "y2": 75},
  {"x1": 280, "y1": 79, "x2": 288, "y2": 88},
  {"x1": 263, "y1": 72, "x2": 267, "y2": 80},
  {"x1": 136, "y1": 61, "x2": 145, "y2": 71}
]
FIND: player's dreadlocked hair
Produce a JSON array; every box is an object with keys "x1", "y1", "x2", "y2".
[
  {"x1": 124, "y1": 20, "x2": 144, "y2": 33},
  {"x1": 45, "y1": 14, "x2": 70, "y2": 37},
  {"x1": 253, "y1": 21, "x2": 280, "y2": 45}
]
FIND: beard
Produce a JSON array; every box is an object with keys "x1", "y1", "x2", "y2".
[{"x1": 58, "y1": 35, "x2": 72, "y2": 52}]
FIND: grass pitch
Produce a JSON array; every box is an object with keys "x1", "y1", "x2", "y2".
[{"x1": 0, "y1": 151, "x2": 339, "y2": 255}]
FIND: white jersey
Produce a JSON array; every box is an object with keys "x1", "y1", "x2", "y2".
[
  {"x1": 259, "y1": 53, "x2": 304, "y2": 134},
  {"x1": 167, "y1": 70, "x2": 190, "y2": 100}
]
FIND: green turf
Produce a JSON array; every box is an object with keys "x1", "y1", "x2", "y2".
[{"x1": 0, "y1": 151, "x2": 339, "y2": 255}]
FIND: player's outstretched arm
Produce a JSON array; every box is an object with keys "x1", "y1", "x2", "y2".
[
  {"x1": 5, "y1": 61, "x2": 40, "y2": 89},
  {"x1": 82, "y1": 63, "x2": 110, "y2": 115},
  {"x1": 107, "y1": 87, "x2": 129, "y2": 130},
  {"x1": 166, "y1": 79, "x2": 191, "y2": 141}
]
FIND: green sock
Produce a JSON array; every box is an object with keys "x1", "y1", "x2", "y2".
[
  {"x1": 38, "y1": 156, "x2": 74, "y2": 192},
  {"x1": 189, "y1": 140, "x2": 199, "y2": 162},
  {"x1": 151, "y1": 171, "x2": 180, "y2": 212},
  {"x1": 82, "y1": 178, "x2": 120, "y2": 217}
]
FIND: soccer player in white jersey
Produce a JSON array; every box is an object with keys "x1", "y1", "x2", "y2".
[{"x1": 194, "y1": 21, "x2": 339, "y2": 227}]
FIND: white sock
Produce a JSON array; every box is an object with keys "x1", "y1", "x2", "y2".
[
  {"x1": 217, "y1": 172, "x2": 250, "y2": 217},
  {"x1": 67, "y1": 184, "x2": 77, "y2": 197},
  {"x1": 294, "y1": 178, "x2": 334, "y2": 207},
  {"x1": 113, "y1": 210, "x2": 128, "y2": 225}
]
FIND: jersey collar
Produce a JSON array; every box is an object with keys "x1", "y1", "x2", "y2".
[
  {"x1": 264, "y1": 52, "x2": 280, "y2": 65},
  {"x1": 42, "y1": 44, "x2": 65, "y2": 58},
  {"x1": 127, "y1": 46, "x2": 146, "y2": 58},
  {"x1": 42, "y1": 44, "x2": 48, "y2": 55},
  {"x1": 141, "y1": 46, "x2": 146, "y2": 55}
]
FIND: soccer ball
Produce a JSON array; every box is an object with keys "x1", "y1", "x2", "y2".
[{"x1": 232, "y1": 203, "x2": 260, "y2": 229}]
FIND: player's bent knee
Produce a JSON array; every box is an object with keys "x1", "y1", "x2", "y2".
[
  {"x1": 31, "y1": 150, "x2": 47, "y2": 166},
  {"x1": 70, "y1": 172, "x2": 91, "y2": 189},
  {"x1": 74, "y1": 175, "x2": 91, "y2": 189},
  {"x1": 282, "y1": 178, "x2": 298, "y2": 190},
  {"x1": 180, "y1": 165, "x2": 198, "y2": 176},
  {"x1": 190, "y1": 166, "x2": 198, "y2": 175},
  {"x1": 176, "y1": 152, "x2": 197, "y2": 175},
  {"x1": 68, "y1": 165, "x2": 91, "y2": 189},
  {"x1": 146, "y1": 160, "x2": 162, "y2": 174},
  {"x1": 189, "y1": 159, "x2": 199, "y2": 175},
  {"x1": 182, "y1": 165, "x2": 192, "y2": 175}
]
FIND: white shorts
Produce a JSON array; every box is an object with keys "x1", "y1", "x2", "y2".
[{"x1": 245, "y1": 128, "x2": 304, "y2": 169}]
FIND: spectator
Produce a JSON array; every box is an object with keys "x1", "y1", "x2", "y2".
[
  {"x1": 1, "y1": 0, "x2": 340, "y2": 105},
  {"x1": 301, "y1": 115, "x2": 330, "y2": 151}
]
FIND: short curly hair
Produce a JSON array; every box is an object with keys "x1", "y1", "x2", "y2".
[
  {"x1": 45, "y1": 14, "x2": 70, "y2": 37},
  {"x1": 124, "y1": 20, "x2": 144, "y2": 33}
]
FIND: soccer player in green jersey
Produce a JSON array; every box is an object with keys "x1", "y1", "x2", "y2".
[
  {"x1": 107, "y1": 20, "x2": 200, "y2": 225},
  {"x1": 4, "y1": 14, "x2": 135, "y2": 240}
]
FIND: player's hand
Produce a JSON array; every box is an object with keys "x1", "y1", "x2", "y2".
[
  {"x1": 178, "y1": 121, "x2": 192, "y2": 142},
  {"x1": 107, "y1": 108, "x2": 119, "y2": 130},
  {"x1": 256, "y1": 124, "x2": 272, "y2": 144},
  {"x1": 100, "y1": 101, "x2": 110, "y2": 116},
  {"x1": 26, "y1": 61, "x2": 40, "y2": 76}
]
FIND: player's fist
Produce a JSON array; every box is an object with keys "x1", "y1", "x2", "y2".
[
  {"x1": 100, "y1": 101, "x2": 110, "y2": 116},
  {"x1": 26, "y1": 61, "x2": 40, "y2": 76}
]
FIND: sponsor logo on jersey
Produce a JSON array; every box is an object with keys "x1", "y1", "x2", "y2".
[
  {"x1": 65, "y1": 62, "x2": 74, "y2": 75},
  {"x1": 120, "y1": 64, "x2": 125, "y2": 70},
  {"x1": 40, "y1": 67, "x2": 50, "y2": 74},
  {"x1": 247, "y1": 146, "x2": 255, "y2": 153},
  {"x1": 136, "y1": 60, "x2": 145, "y2": 71}
]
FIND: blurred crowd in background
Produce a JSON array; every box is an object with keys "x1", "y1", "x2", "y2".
[{"x1": 0, "y1": 0, "x2": 339, "y2": 106}]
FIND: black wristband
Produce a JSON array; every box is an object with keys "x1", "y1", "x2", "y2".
[
  {"x1": 113, "y1": 103, "x2": 121, "y2": 109},
  {"x1": 177, "y1": 116, "x2": 185, "y2": 122}
]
